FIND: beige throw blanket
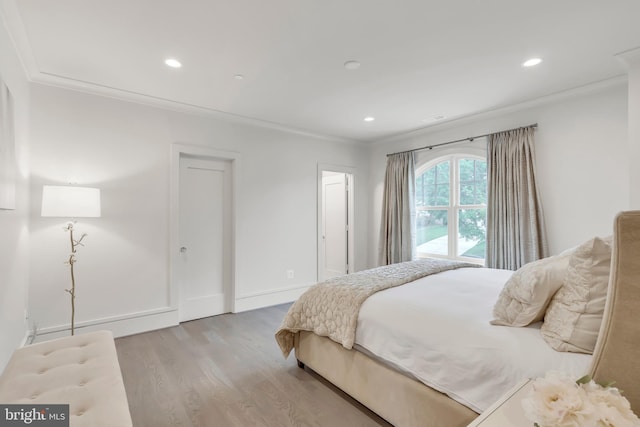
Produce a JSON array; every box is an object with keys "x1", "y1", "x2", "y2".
[{"x1": 275, "y1": 258, "x2": 480, "y2": 357}]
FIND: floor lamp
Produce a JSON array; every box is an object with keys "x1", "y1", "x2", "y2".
[{"x1": 41, "y1": 185, "x2": 101, "y2": 336}]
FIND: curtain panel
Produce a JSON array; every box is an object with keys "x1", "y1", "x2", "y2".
[
  {"x1": 379, "y1": 152, "x2": 416, "y2": 265},
  {"x1": 486, "y1": 127, "x2": 548, "y2": 270}
]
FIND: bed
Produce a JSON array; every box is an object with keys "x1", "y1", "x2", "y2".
[{"x1": 275, "y1": 211, "x2": 640, "y2": 427}]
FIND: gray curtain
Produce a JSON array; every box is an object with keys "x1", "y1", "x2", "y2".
[
  {"x1": 486, "y1": 127, "x2": 548, "y2": 270},
  {"x1": 379, "y1": 152, "x2": 416, "y2": 265}
]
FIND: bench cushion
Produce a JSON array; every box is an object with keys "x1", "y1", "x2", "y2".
[{"x1": 0, "y1": 330, "x2": 132, "y2": 427}]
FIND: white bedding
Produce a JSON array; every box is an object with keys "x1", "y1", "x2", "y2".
[{"x1": 354, "y1": 267, "x2": 593, "y2": 413}]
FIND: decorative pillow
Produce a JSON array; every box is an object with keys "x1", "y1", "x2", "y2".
[
  {"x1": 541, "y1": 236, "x2": 613, "y2": 354},
  {"x1": 490, "y1": 251, "x2": 572, "y2": 327}
]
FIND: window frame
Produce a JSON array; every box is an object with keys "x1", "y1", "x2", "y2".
[{"x1": 415, "y1": 153, "x2": 487, "y2": 264}]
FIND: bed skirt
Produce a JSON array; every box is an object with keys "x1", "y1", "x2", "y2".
[{"x1": 295, "y1": 331, "x2": 478, "y2": 427}]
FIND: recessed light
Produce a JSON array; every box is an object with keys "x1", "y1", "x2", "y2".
[
  {"x1": 234, "y1": 74, "x2": 244, "y2": 80},
  {"x1": 344, "y1": 60, "x2": 361, "y2": 70},
  {"x1": 165, "y1": 58, "x2": 182, "y2": 68},
  {"x1": 522, "y1": 58, "x2": 542, "y2": 67},
  {"x1": 364, "y1": 116, "x2": 375, "y2": 122}
]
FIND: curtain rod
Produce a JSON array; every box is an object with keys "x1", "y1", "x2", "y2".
[{"x1": 386, "y1": 123, "x2": 538, "y2": 157}]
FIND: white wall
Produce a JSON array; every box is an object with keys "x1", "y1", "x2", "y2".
[
  {"x1": 27, "y1": 84, "x2": 370, "y2": 338},
  {"x1": 631, "y1": 64, "x2": 640, "y2": 208},
  {"x1": 0, "y1": 14, "x2": 30, "y2": 368},
  {"x1": 369, "y1": 82, "x2": 629, "y2": 267},
  {"x1": 618, "y1": 48, "x2": 640, "y2": 208}
]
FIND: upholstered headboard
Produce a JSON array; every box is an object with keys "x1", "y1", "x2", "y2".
[{"x1": 590, "y1": 210, "x2": 640, "y2": 411}]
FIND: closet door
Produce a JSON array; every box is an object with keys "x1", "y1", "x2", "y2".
[{"x1": 178, "y1": 156, "x2": 231, "y2": 322}]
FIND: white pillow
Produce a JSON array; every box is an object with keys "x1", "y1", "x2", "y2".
[
  {"x1": 541, "y1": 236, "x2": 612, "y2": 354},
  {"x1": 491, "y1": 251, "x2": 571, "y2": 327}
]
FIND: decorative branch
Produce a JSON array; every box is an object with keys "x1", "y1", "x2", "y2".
[
  {"x1": 63, "y1": 222, "x2": 83, "y2": 336},
  {"x1": 73, "y1": 234, "x2": 87, "y2": 251}
]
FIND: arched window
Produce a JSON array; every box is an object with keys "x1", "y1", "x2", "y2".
[{"x1": 415, "y1": 155, "x2": 487, "y2": 263}]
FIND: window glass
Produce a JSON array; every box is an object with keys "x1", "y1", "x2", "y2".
[
  {"x1": 415, "y1": 156, "x2": 486, "y2": 262},
  {"x1": 416, "y1": 160, "x2": 449, "y2": 207},
  {"x1": 459, "y1": 159, "x2": 486, "y2": 205},
  {"x1": 457, "y1": 208, "x2": 487, "y2": 259},
  {"x1": 416, "y1": 209, "x2": 448, "y2": 256}
]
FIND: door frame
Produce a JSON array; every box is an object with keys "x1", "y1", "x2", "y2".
[
  {"x1": 317, "y1": 163, "x2": 355, "y2": 282},
  {"x1": 170, "y1": 143, "x2": 240, "y2": 314}
]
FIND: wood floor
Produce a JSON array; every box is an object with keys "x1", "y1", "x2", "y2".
[{"x1": 115, "y1": 304, "x2": 392, "y2": 427}]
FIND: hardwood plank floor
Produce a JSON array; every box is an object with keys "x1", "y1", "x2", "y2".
[{"x1": 115, "y1": 304, "x2": 392, "y2": 427}]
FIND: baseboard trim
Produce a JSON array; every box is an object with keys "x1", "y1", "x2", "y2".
[
  {"x1": 234, "y1": 284, "x2": 311, "y2": 312},
  {"x1": 19, "y1": 329, "x2": 30, "y2": 348},
  {"x1": 32, "y1": 307, "x2": 179, "y2": 343},
  {"x1": 30, "y1": 285, "x2": 311, "y2": 342}
]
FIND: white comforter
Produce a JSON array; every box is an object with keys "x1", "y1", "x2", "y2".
[{"x1": 355, "y1": 267, "x2": 592, "y2": 413}]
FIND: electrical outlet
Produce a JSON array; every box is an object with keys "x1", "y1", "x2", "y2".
[{"x1": 286, "y1": 270, "x2": 295, "y2": 279}]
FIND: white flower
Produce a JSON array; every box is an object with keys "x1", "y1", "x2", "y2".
[
  {"x1": 523, "y1": 372, "x2": 596, "y2": 427},
  {"x1": 582, "y1": 381, "x2": 640, "y2": 427},
  {"x1": 523, "y1": 373, "x2": 640, "y2": 427}
]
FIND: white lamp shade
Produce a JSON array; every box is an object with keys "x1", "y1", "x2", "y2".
[{"x1": 41, "y1": 185, "x2": 101, "y2": 218}]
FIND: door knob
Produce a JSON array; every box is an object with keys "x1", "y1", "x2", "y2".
[{"x1": 180, "y1": 247, "x2": 187, "y2": 253}]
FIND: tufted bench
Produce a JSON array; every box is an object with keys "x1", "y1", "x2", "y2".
[{"x1": 0, "y1": 330, "x2": 132, "y2": 427}]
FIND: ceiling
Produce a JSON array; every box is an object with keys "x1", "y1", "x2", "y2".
[{"x1": 4, "y1": 0, "x2": 640, "y2": 142}]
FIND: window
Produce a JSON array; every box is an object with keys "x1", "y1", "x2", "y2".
[{"x1": 415, "y1": 155, "x2": 487, "y2": 263}]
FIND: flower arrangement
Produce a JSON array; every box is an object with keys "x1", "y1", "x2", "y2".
[{"x1": 522, "y1": 372, "x2": 640, "y2": 427}]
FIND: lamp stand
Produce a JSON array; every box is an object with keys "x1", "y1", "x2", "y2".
[{"x1": 64, "y1": 222, "x2": 87, "y2": 336}]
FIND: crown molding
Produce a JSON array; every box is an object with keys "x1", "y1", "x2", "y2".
[
  {"x1": 32, "y1": 71, "x2": 364, "y2": 146},
  {"x1": 0, "y1": 0, "x2": 38, "y2": 77},
  {"x1": 372, "y1": 74, "x2": 627, "y2": 145},
  {"x1": 616, "y1": 46, "x2": 640, "y2": 68}
]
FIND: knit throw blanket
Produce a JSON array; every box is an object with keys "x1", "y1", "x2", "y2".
[{"x1": 275, "y1": 258, "x2": 480, "y2": 357}]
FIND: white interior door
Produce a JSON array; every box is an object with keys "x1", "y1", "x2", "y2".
[
  {"x1": 179, "y1": 156, "x2": 231, "y2": 322},
  {"x1": 321, "y1": 172, "x2": 348, "y2": 280}
]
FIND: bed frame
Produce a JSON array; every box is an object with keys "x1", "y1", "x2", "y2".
[{"x1": 294, "y1": 211, "x2": 640, "y2": 427}]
